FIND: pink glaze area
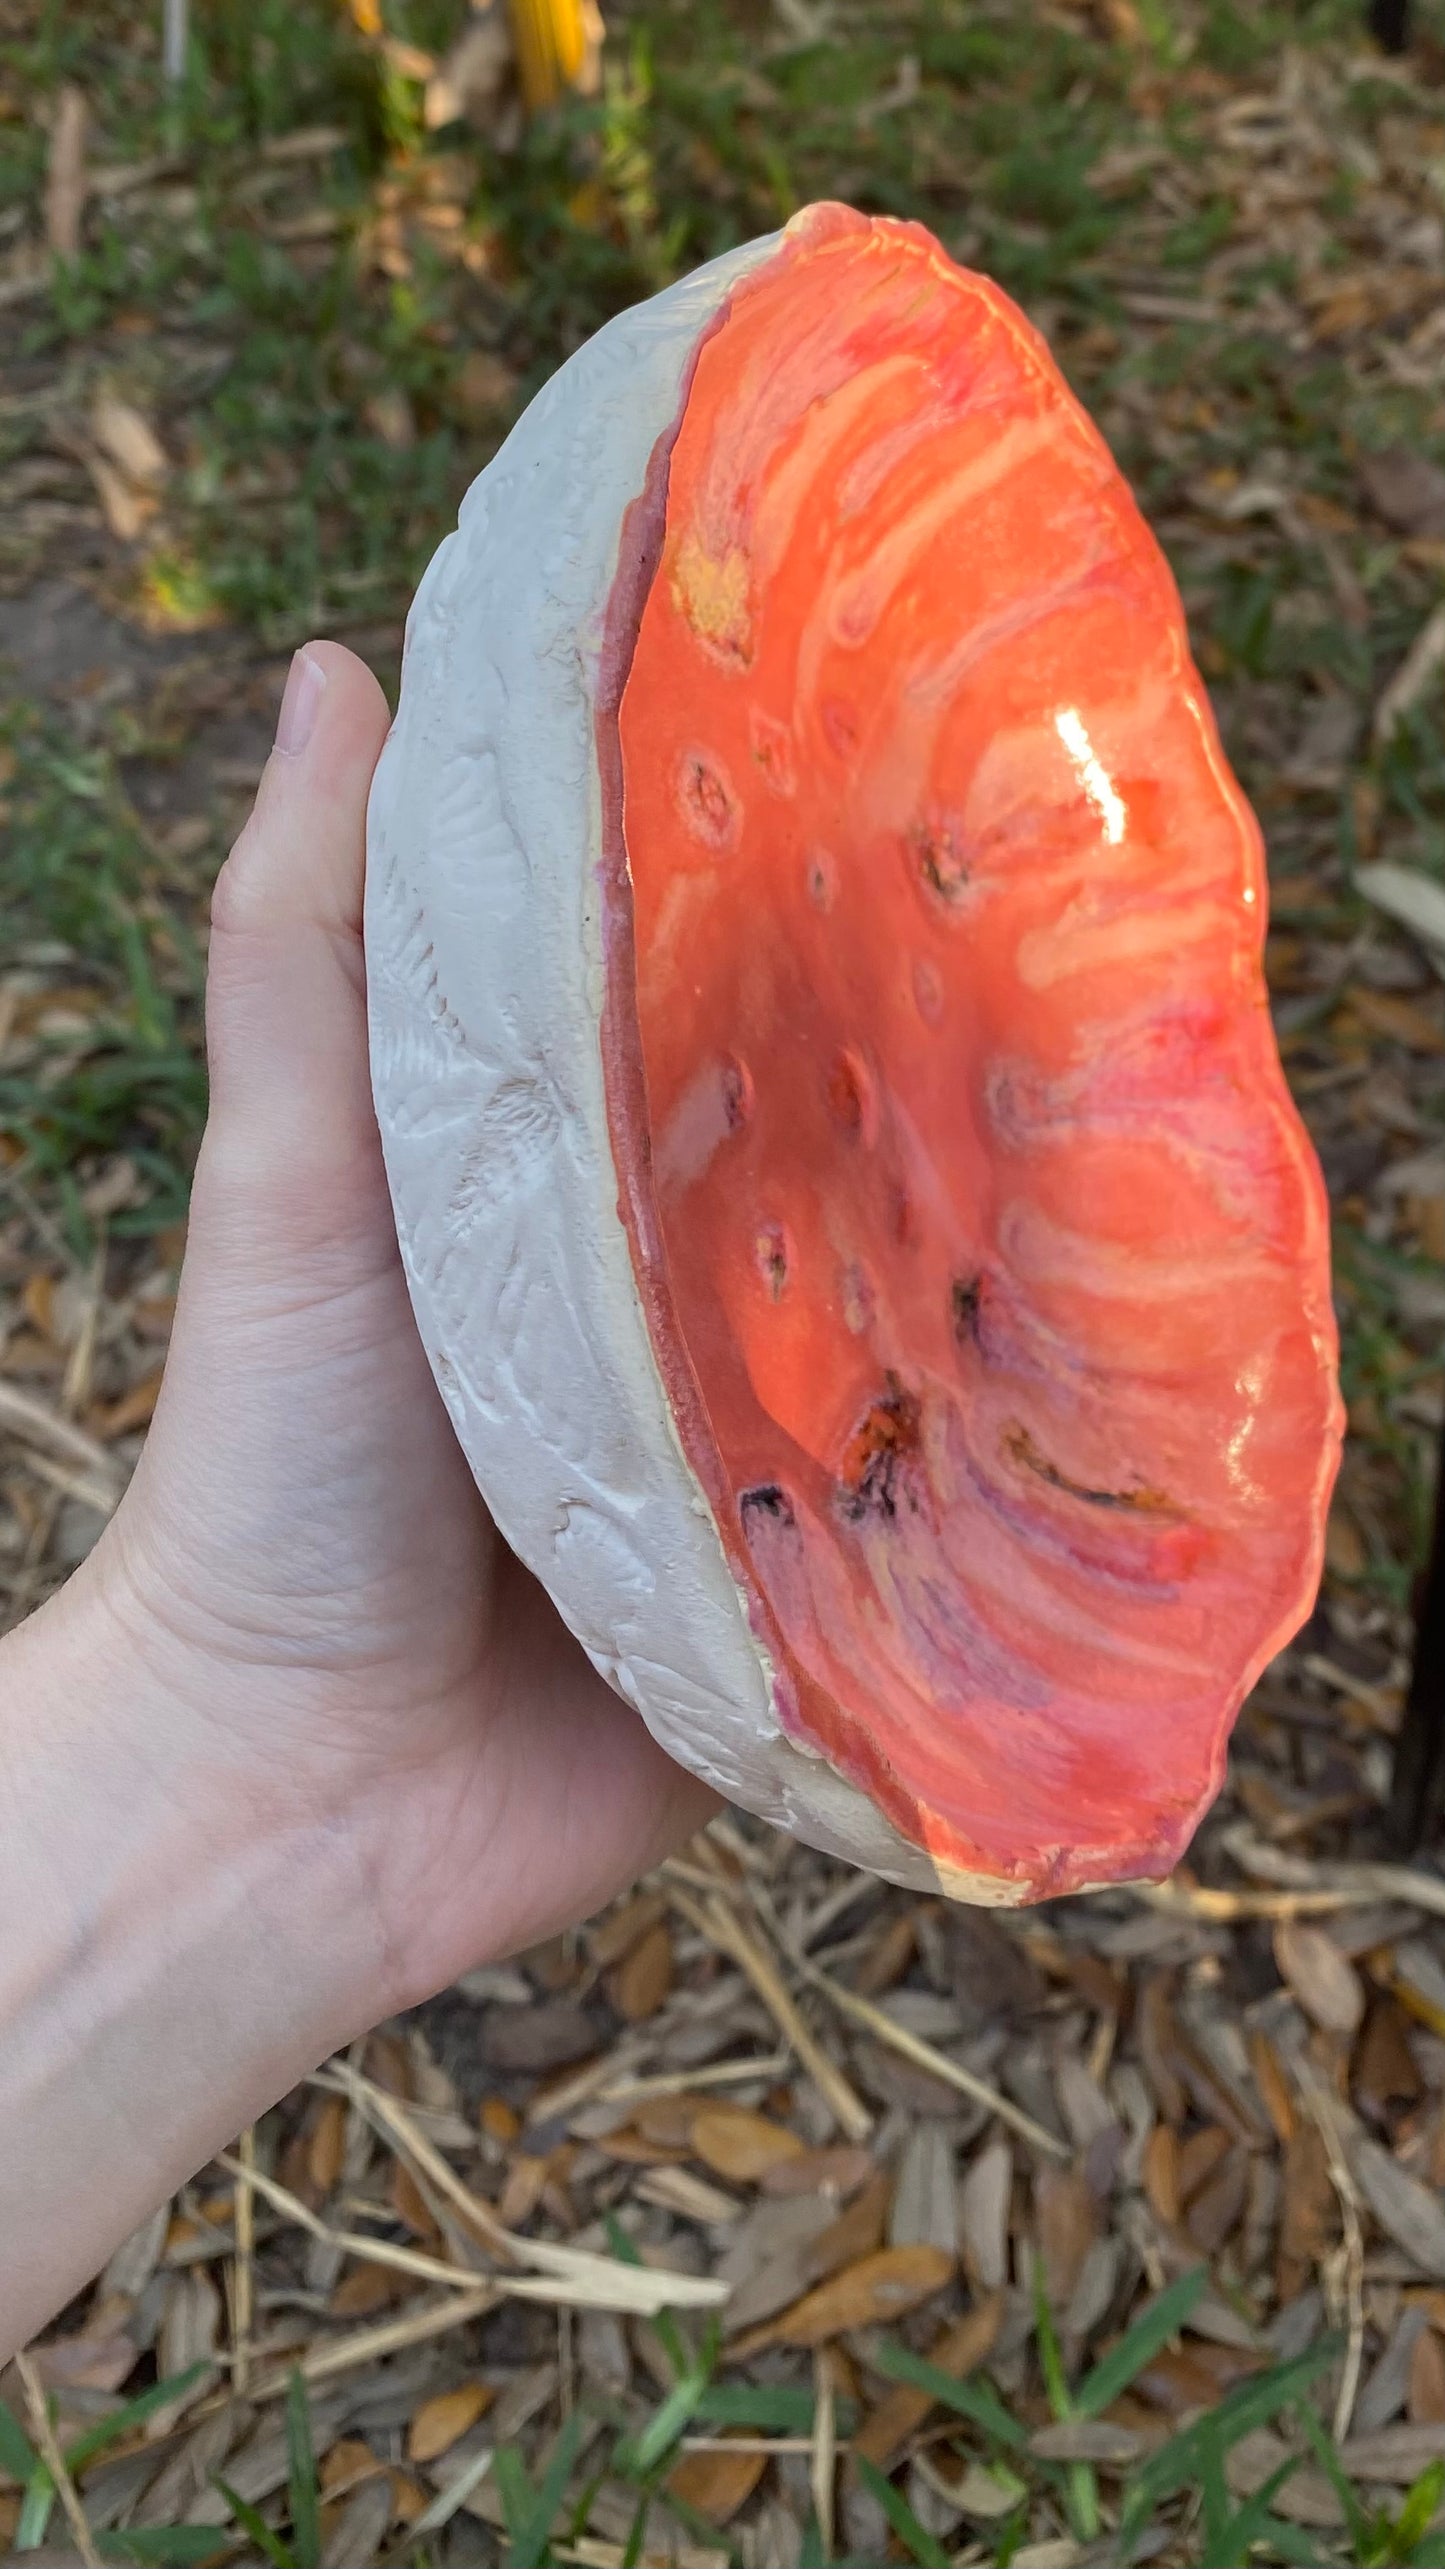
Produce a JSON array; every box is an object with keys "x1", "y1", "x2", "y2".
[{"x1": 601, "y1": 204, "x2": 1342, "y2": 1897}]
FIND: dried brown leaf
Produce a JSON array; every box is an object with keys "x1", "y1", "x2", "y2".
[
  {"x1": 1177, "y1": 2125, "x2": 1233, "y2": 2207},
  {"x1": 958, "y1": 2135, "x2": 1012, "y2": 2294},
  {"x1": 497, "y1": 2151, "x2": 553, "y2": 2225},
  {"x1": 308, "y1": 2094, "x2": 348, "y2": 2198},
  {"x1": 758, "y1": 2143, "x2": 874, "y2": 2200},
  {"x1": 1248, "y1": 2030, "x2": 1296, "y2": 2147},
  {"x1": 851, "y1": 1909, "x2": 917, "y2": 1997},
  {"x1": 321, "y1": 2476, "x2": 392, "y2": 2567},
  {"x1": 91, "y1": 391, "x2": 168, "y2": 491},
  {"x1": 406, "y1": 2381, "x2": 493, "y2": 2463},
  {"x1": 1035, "y1": 2162, "x2": 1098, "y2": 2309},
  {"x1": 611, "y1": 1921, "x2": 674, "y2": 2022},
  {"x1": 590, "y1": 1891, "x2": 668, "y2": 1970},
  {"x1": 724, "y1": 2173, "x2": 889, "y2": 2340},
  {"x1": 1134, "y1": 2341, "x2": 1248, "y2": 2417},
  {"x1": 1389, "y1": 1939, "x2": 1445, "y2": 2040},
  {"x1": 1142, "y1": 2124, "x2": 1181, "y2": 2227},
  {"x1": 1183, "y1": 2144, "x2": 1249, "y2": 2259},
  {"x1": 1138, "y1": 1973, "x2": 1187, "y2": 2125},
  {"x1": 1279, "y1": 2121, "x2": 1336, "y2": 2300},
  {"x1": 330, "y1": 2262, "x2": 407, "y2": 2318},
  {"x1": 478, "y1": 1999, "x2": 598, "y2": 2074},
  {"x1": 1353, "y1": 1993, "x2": 1424, "y2": 2124},
  {"x1": 1346, "y1": 986, "x2": 1445, "y2": 1055},
  {"x1": 24, "y1": 2326, "x2": 135, "y2": 2396},
  {"x1": 853, "y1": 2294, "x2": 1003, "y2": 2471},
  {"x1": 320, "y1": 2437, "x2": 385, "y2": 2496},
  {"x1": 1274, "y1": 1921, "x2": 1365, "y2": 2037},
  {"x1": 690, "y1": 2102, "x2": 802, "y2": 2181},
  {"x1": 770, "y1": 2244, "x2": 954, "y2": 2346},
  {"x1": 84, "y1": 451, "x2": 155, "y2": 543},
  {"x1": 94, "y1": 1366, "x2": 165, "y2": 1440},
  {"x1": 1352, "y1": 2134, "x2": 1445, "y2": 2276},
  {"x1": 890, "y1": 2121, "x2": 956, "y2": 2257},
  {"x1": 1358, "y1": 445, "x2": 1445, "y2": 539},
  {"x1": 1409, "y1": 2325, "x2": 1445, "y2": 2424},
  {"x1": 634, "y1": 2163, "x2": 742, "y2": 2224},
  {"x1": 390, "y1": 2158, "x2": 441, "y2": 2243},
  {"x1": 45, "y1": 85, "x2": 87, "y2": 257},
  {"x1": 667, "y1": 2440, "x2": 767, "y2": 2525}
]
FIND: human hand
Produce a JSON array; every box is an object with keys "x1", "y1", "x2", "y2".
[
  {"x1": 0, "y1": 642, "x2": 712, "y2": 2354},
  {"x1": 102, "y1": 639, "x2": 715, "y2": 1995}
]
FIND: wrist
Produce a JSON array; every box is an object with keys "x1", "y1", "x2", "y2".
[{"x1": 0, "y1": 1558, "x2": 389, "y2": 2356}]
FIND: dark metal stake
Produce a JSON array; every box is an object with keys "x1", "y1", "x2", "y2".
[
  {"x1": 1386, "y1": 1414, "x2": 1445, "y2": 1853},
  {"x1": 1368, "y1": 0, "x2": 1411, "y2": 51}
]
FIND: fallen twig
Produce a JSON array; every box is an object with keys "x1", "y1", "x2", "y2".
[
  {"x1": 667, "y1": 1883, "x2": 873, "y2": 2142},
  {"x1": 0, "y1": 1380, "x2": 125, "y2": 1498},
  {"x1": 15, "y1": 2349, "x2": 101, "y2": 2569},
  {"x1": 308, "y1": 2060, "x2": 729, "y2": 2310},
  {"x1": 230, "y1": 2124, "x2": 256, "y2": 2397},
  {"x1": 1295, "y1": 2068, "x2": 1366, "y2": 2443},
  {"x1": 1214, "y1": 1827, "x2": 1445, "y2": 1922},
  {"x1": 746, "y1": 1886, "x2": 1068, "y2": 2161}
]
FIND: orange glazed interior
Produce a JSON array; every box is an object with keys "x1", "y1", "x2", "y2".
[{"x1": 604, "y1": 204, "x2": 1340, "y2": 1895}]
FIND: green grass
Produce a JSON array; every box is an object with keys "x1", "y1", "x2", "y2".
[
  {"x1": 12, "y1": 2283, "x2": 1432, "y2": 2568},
  {"x1": 0, "y1": 698, "x2": 207, "y2": 1251}
]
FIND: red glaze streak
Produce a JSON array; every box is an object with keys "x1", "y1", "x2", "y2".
[{"x1": 600, "y1": 204, "x2": 1342, "y2": 1897}]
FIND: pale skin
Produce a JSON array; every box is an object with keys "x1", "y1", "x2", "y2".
[{"x1": 0, "y1": 641, "x2": 714, "y2": 2361}]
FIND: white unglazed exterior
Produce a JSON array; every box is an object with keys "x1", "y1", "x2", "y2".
[{"x1": 366, "y1": 230, "x2": 1018, "y2": 1902}]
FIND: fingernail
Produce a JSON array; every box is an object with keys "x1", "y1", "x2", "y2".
[{"x1": 274, "y1": 648, "x2": 326, "y2": 758}]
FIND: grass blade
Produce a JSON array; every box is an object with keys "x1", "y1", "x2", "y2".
[
  {"x1": 1119, "y1": 2339, "x2": 1337, "y2": 2550},
  {"x1": 1293, "y1": 2398, "x2": 1369, "y2": 2550},
  {"x1": 284, "y1": 2371, "x2": 320, "y2": 2569},
  {"x1": 98, "y1": 2532, "x2": 234, "y2": 2563},
  {"x1": 14, "y1": 2472, "x2": 56, "y2": 2552},
  {"x1": 694, "y1": 2383, "x2": 818, "y2": 2432},
  {"x1": 1032, "y1": 2263, "x2": 1071, "y2": 2422},
  {"x1": 1235, "y1": 2518, "x2": 1324, "y2": 2565},
  {"x1": 1075, "y1": 2265, "x2": 1208, "y2": 2418},
  {"x1": 492, "y1": 2445, "x2": 538, "y2": 2544},
  {"x1": 64, "y1": 2364, "x2": 213, "y2": 2474},
  {"x1": 799, "y1": 2510, "x2": 827, "y2": 2569},
  {"x1": 1222, "y1": 2453, "x2": 1314, "y2": 2563},
  {"x1": 210, "y1": 2475, "x2": 294, "y2": 2569},
  {"x1": 0, "y1": 2403, "x2": 40, "y2": 2485},
  {"x1": 1028, "y1": 2261, "x2": 1100, "y2": 2538},
  {"x1": 1393, "y1": 2456, "x2": 1445, "y2": 2555},
  {"x1": 623, "y1": 2367, "x2": 710, "y2": 2480},
  {"x1": 620, "y1": 2490, "x2": 650, "y2": 2569},
  {"x1": 870, "y1": 2342, "x2": 1027, "y2": 2451},
  {"x1": 853, "y1": 2456, "x2": 951, "y2": 2569},
  {"x1": 602, "y1": 2212, "x2": 643, "y2": 2266},
  {"x1": 1198, "y1": 2418, "x2": 1232, "y2": 2560},
  {"x1": 508, "y1": 2405, "x2": 589, "y2": 2569}
]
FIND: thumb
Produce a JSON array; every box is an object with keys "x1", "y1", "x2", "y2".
[{"x1": 198, "y1": 641, "x2": 394, "y2": 1281}]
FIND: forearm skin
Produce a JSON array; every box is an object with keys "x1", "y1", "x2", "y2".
[{"x1": 0, "y1": 1569, "x2": 379, "y2": 2359}]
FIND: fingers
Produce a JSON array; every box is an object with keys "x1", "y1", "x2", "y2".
[
  {"x1": 198, "y1": 642, "x2": 394, "y2": 1279},
  {"x1": 214, "y1": 641, "x2": 390, "y2": 943}
]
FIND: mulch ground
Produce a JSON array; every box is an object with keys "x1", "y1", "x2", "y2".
[{"x1": 4, "y1": 4, "x2": 1445, "y2": 2562}]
